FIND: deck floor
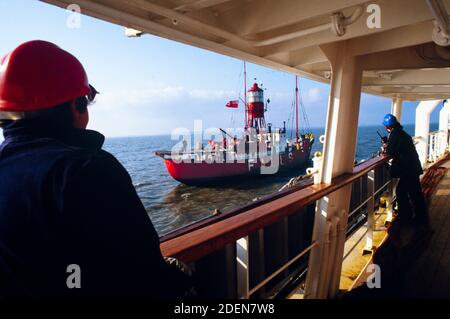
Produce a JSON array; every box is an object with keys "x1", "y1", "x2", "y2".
[
  {"x1": 346, "y1": 159, "x2": 450, "y2": 299},
  {"x1": 401, "y1": 160, "x2": 450, "y2": 298}
]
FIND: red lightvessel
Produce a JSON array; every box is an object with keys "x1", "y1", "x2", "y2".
[{"x1": 156, "y1": 67, "x2": 314, "y2": 185}]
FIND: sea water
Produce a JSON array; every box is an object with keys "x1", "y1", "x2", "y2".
[{"x1": 103, "y1": 123, "x2": 438, "y2": 236}]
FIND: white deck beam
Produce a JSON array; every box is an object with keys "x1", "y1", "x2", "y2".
[
  {"x1": 362, "y1": 69, "x2": 450, "y2": 86},
  {"x1": 346, "y1": 20, "x2": 433, "y2": 57},
  {"x1": 260, "y1": 0, "x2": 434, "y2": 56}
]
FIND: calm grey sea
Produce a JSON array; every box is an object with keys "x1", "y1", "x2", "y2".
[{"x1": 103, "y1": 123, "x2": 438, "y2": 236}]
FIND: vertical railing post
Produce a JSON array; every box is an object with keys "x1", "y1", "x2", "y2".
[
  {"x1": 434, "y1": 133, "x2": 439, "y2": 160},
  {"x1": 429, "y1": 133, "x2": 433, "y2": 163},
  {"x1": 385, "y1": 179, "x2": 397, "y2": 224},
  {"x1": 249, "y1": 229, "x2": 265, "y2": 298},
  {"x1": 363, "y1": 170, "x2": 375, "y2": 254},
  {"x1": 430, "y1": 134, "x2": 433, "y2": 162},
  {"x1": 439, "y1": 130, "x2": 446, "y2": 157},
  {"x1": 433, "y1": 133, "x2": 436, "y2": 161},
  {"x1": 434, "y1": 131, "x2": 440, "y2": 161},
  {"x1": 236, "y1": 236, "x2": 249, "y2": 299},
  {"x1": 431, "y1": 133, "x2": 434, "y2": 161},
  {"x1": 433, "y1": 132, "x2": 437, "y2": 161}
]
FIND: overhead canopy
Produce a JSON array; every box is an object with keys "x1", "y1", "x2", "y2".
[{"x1": 42, "y1": 0, "x2": 450, "y2": 100}]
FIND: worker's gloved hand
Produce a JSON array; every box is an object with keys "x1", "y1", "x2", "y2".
[
  {"x1": 164, "y1": 256, "x2": 197, "y2": 297},
  {"x1": 164, "y1": 256, "x2": 193, "y2": 276}
]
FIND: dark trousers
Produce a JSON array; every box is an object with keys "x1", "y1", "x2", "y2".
[{"x1": 396, "y1": 175, "x2": 428, "y2": 222}]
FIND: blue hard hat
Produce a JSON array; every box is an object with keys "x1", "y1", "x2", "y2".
[{"x1": 383, "y1": 113, "x2": 397, "y2": 127}]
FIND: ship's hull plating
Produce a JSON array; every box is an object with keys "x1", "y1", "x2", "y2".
[{"x1": 162, "y1": 142, "x2": 313, "y2": 185}]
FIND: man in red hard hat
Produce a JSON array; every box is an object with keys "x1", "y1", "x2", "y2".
[{"x1": 0, "y1": 40, "x2": 190, "y2": 298}]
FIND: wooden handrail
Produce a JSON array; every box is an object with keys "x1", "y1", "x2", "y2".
[
  {"x1": 160, "y1": 178, "x2": 314, "y2": 242},
  {"x1": 160, "y1": 155, "x2": 391, "y2": 263},
  {"x1": 160, "y1": 157, "x2": 382, "y2": 242}
]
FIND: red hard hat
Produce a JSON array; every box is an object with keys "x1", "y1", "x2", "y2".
[{"x1": 0, "y1": 40, "x2": 90, "y2": 113}]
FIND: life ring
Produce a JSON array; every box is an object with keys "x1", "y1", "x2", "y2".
[{"x1": 288, "y1": 152, "x2": 293, "y2": 160}]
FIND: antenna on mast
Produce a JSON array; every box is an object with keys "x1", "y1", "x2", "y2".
[
  {"x1": 295, "y1": 75, "x2": 299, "y2": 145},
  {"x1": 244, "y1": 61, "x2": 247, "y2": 129}
]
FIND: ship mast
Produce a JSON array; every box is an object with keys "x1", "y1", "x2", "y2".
[
  {"x1": 295, "y1": 75, "x2": 299, "y2": 145},
  {"x1": 244, "y1": 61, "x2": 247, "y2": 129}
]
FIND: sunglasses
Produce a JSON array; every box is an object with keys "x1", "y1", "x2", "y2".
[{"x1": 87, "y1": 84, "x2": 99, "y2": 104}]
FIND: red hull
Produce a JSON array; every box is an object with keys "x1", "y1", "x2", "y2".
[{"x1": 160, "y1": 142, "x2": 313, "y2": 185}]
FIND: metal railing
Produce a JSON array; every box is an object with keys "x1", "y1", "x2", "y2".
[
  {"x1": 413, "y1": 129, "x2": 449, "y2": 165},
  {"x1": 428, "y1": 129, "x2": 448, "y2": 163},
  {"x1": 160, "y1": 155, "x2": 392, "y2": 298}
]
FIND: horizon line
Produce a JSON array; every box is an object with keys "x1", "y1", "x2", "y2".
[{"x1": 103, "y1": 122, "x2": 439, "y2": 139}]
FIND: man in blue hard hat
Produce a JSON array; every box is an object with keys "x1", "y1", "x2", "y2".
[{"x1": 382, "y1": 114, "x2": 428, "y2": 226}]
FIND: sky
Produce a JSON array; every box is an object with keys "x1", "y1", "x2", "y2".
[{"x1": 0, "y1": 0, "x2": 442, "y2": 137}]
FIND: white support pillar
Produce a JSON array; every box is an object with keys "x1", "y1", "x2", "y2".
[
  {"x1": 304, "y1": 42, "x2": 363, "y2": 299},
  {"x1": 391, "y1": 97, "x2": 403, "y2": 121},
  {"x1": 415, "y1": 100, "x2": 441, "y2": 167},
  {"x1": 439, "y1": 100, "x2": 450, "y2": 155}
]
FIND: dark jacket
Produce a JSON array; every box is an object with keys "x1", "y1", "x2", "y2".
[
  {"x1": 385, "y1": 124, "x2": 423, "y2": 178},
  {"x1": 0, "y1": 120, "x2": 188, "y2": 298}
]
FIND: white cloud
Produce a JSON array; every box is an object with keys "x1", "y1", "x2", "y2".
[
  {"x1": 87, "y1": 84, "x2": 242, "y2": 136},
  {"x1": 189, "y1": 89, "x2": 234, "y2": 100},
  {"x1": 305, "y1": 87, "x2": 322, "y2": 103},
  {"x1": 98, "y1": 86, "x2": 236, "y2": 107},
  {"x1": 98, "y1": 86, "x2": 186, "y2": 106}
]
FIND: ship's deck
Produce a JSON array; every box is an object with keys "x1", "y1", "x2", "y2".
[
  {"x1": 345, "y1": 158, "x2": 450, "y2": 299},
  {"x1": 402, "y1": 159, "x2": 450, "y2": 298}
]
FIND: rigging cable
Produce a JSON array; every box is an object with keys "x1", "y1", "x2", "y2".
[
  {"x1": 229, "y1": 63, "x2": 244, "y2": 130},
  {"x1": 287, "y1": 91, "x2": 296, "y2": 140},
  {"x1": 297, "y1": 78, "x2": 312, "y2": 133}
]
